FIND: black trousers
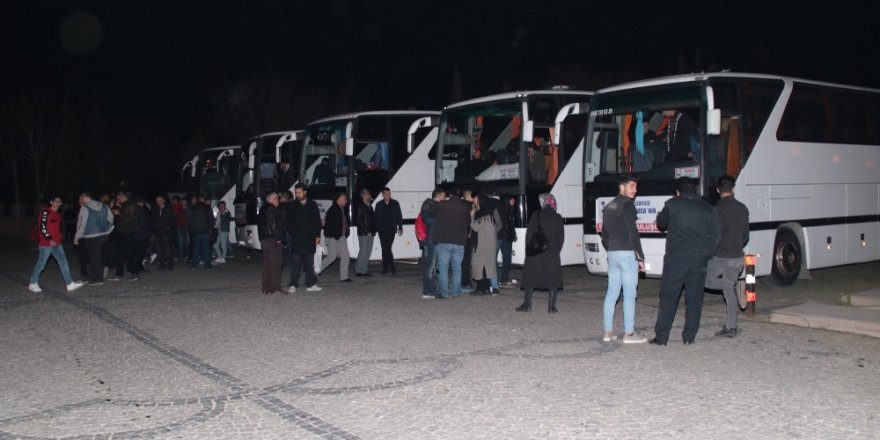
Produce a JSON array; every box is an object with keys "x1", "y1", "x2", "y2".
[
  {"x1": 77, "y1": 241, "x2": 90, "y2": 279},
  {"x1": 378, "y1": 231, "x2": 396, "y2": 272},
  {"x1": 289, "y1": 251, "x2": 317, "y2": 288},
  {"x1": 155, "y1": 231, "x2": 174, "y2": 269},
  {"x1": 117, "y1": 234, "x2": 141, "y2": 276},
  {"x1": 653, "y1": 254, "x2": 709, "y2": 344},
  {"x1": 80, "y1": 235, "x2": 108, "y2": 282}
]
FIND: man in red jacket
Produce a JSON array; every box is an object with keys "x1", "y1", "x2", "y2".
[{"x1": 28, "y1": 196, "x2": 84, "y2": 293}]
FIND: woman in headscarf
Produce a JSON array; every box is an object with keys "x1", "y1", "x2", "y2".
[
  {"x1": 469, "y1": 195, "x2": 503, "y2": 294},
  {"x1": 516, "y1": 193, "x2": 564, "y2": 312}
]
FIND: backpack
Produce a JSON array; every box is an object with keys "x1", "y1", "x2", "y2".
[{"x1": 415, "y1": 212, "x2": 428, "y2": 243}]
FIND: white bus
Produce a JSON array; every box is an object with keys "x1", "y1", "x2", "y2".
[
  {"x1": 233, "y1": 130, "x2": 303, "y2": 250},
  {"x1": 435, "y1": 90, "x2": 593, "y2": 265},
  {"x1": 582, "y1": 72, "x2": 880, "y2": 285},
  {"x1": 299, "y1": 111, "x2": 440, "y2": 260}
]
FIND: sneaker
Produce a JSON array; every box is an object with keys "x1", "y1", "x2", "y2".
[
  {"x1": 623, "y1": 333, "x2": 648, "y2": 344},
  {"x1": 66, "y1": 282, "x2": 84, "y2": 292},
  {"x1": 288, "y1": 286, "x2": 297, "y2": 294},
  {"x1": 602, "y1": 333, "x2": 618, "y2": 342},
  {"x1": 421, "y1": 293, "x2": 434, "y2": 299},
  {"x1": 213, "y1": 258, "x2": 226, "y2": 264},
  {"x1": 128, "y1": 275, "x2": 140, "y2": 281},
  {"x1": 510, "y1": 278, "x2": 518, "y2": 285},
  {"x1": 107, "y1": 275, "x2": 122, "y2": 282},
  {"x1": 149, "y1": 253, "x2": 157, "y2": 264},
  {"x1": 27, "y1": 283, "x2": 42, "y2": 293},
  {"x1": 306, "y1": 285, "x2": 322, "y2": 292},
  {"x1": 715, "y1": 327, "x2": 739, "y2": 338}
]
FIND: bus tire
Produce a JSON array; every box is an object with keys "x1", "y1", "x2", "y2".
[{"x1": 771, "y1": 228, "x2": 801, "y2": 286}]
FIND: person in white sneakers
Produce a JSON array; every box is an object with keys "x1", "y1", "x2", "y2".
[{"x1": 29, "y1": 196, "x2": 84, "y2": 293}]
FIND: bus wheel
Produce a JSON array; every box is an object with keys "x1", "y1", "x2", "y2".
[
  {"x1": 771, "y1": 228, "x2": 801, "y2": 286},
  {"x1": 735, "y1": 279, "x2": 747, "y2": 310}
]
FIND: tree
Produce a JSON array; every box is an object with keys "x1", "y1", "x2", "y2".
[
  {"x1": 9, "y1": 85, "x2": 76, "y2": 204},
  {"x1": 0, "y1": 131, "x2": 24, "y2": 215}
]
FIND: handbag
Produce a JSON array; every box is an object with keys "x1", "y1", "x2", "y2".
[{"x1": 525, "y1": 212, "x2": 549, "y2": 257}]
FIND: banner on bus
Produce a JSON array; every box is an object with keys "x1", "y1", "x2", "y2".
[{"x1": 595, "y1": 195, "x2": 670, "y2": 233}]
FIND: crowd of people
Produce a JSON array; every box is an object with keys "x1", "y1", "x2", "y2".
[
  {"x1": 28, "y1": 173, "x2": 749, "y2": 345},
  {"x1": 27, "y1": 191, "x2": 238, "y2": 293}
]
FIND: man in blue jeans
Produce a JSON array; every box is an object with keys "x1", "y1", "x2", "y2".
[
  {"x1": 428, "y1": 191, "x2": 470, "y2": 298},
  {"x1": 419, "y1": 188, "x2": 446, "y2": 298},
  {"x1": 600, "y1": 175, "x2": 647, "y2": 344}
]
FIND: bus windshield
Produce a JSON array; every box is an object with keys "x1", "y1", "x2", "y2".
[
  {"x1": 586, "y1": 85, "x2": 703, "y2": 183},
  {"x1": 437, "y1": 101, "x2": 522, "y2": 185},
  {"x1": 301, "y1": 121, "x2": 347, "y2": 188}
]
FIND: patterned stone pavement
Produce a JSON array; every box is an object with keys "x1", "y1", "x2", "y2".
[{"x1": 1, "y1": 240, "x2": 878, "y2": 439}]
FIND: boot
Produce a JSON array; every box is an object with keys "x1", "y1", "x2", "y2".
[
  {"x1": 548, "y1": 290, "x2": 558, "y2": 313},
  {"x1": 516, "y1": 289, "x2": 532, "y2": 312}
]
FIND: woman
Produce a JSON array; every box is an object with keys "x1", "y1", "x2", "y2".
[
  {"x1": 516, "y1": 193, "x2": 564, "y2": 313},
  {"x1": 469, "y1": 195, "x2": 502, "y2": 295}
]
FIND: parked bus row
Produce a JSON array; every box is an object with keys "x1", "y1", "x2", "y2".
[{"x1": 181, "y1": 72, "x2": 880, "y2": 285}]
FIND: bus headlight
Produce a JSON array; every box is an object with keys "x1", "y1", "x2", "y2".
[{"x1": 586, "y1": 243, "x2": 600, "y2": 252}]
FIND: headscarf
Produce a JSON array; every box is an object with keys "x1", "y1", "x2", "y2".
[{"x1": 538, "y1": 193, "x2": 557, "y2": 212}]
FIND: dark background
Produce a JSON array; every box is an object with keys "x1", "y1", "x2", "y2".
[{"x1": 1, "y1": 0, "x2": 878, "y2": 206}]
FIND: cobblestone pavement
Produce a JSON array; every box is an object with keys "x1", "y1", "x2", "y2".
[{"x1": 1, "y1": 240, "x2": 879, "y2": 439}]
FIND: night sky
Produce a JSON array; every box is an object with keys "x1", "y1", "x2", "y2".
[{"x1": 1, "y1": 0, "x2": 878, "y2": 201}]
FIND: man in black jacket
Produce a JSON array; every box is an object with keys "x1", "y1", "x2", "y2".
[
  {"x1": 259, "y1": 192, "x2": 286, "y2": 295},
  {"x1": 320, "y1": 192, "x2": 352, "y2": 282},
  {"x1": 601, "y1": 175, "x2": 648, "y2": 344},
  {"x1": 285, "y1": 184, "x2": 322, "y2": 292},
  {"x1": 354, "y1": 189, "x2": 377, "y2": 276},
  {"x1": 704, "y1": 175, "x2": 750, "y2": 338},
  {"x1": 150, "y1": 194, "x2": 176, "y2": 271},
  {"x1": 374, "y1": 187, "x2": 403, "y2": 275},
  {"x1": 187, "y1": 195, "x2": 215, "y2": 270},
  {"x1": 650, "y1": 178, "x2": 719, "y2": 345}
]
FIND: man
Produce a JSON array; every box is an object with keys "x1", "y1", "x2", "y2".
[
  {"x1": 28, "y1": 196, "x2": 84, "y2": 293},
  {"x1": 212, "y1": 201, "x2": 232, "y2": 264},
  {"x1": 113, "y1": 192, "x2": 144, "y2": 281},
  {"x1": 132, "y1": 196, "x2": 152, "y2": 272},
  {"x1": 650, "y1": 178, "x2": 719, "y2": 346},
  {"x1": 600, "y1": 175, "x2": 648, "y2": 344},
  {"x1": 705, "y1": 175, "x2": 750, "y2": 338},
  {"x1": 258, "y1": 192, "x2": 286, "y2": 295},
  {"x1": 285, "y1": 184, "x2": 322, "y2": 292},
  {"x1": 320, "y1": 192, "x2": 352, "y2": 282},
  {"x1": 172, "y1": 196, "x2": 189, "y2": 261},
  {"x1": 354, "y1": 188, "x2": 377, "y2": 276},
  {"x1": 659, "y1": 109, "x2": 700, "y2": 162},
  {"x1": 188, "y1": 195, "x2": 215, "y2": 270},
  {"x1": 150, "y1": 194, "x2": 176, "y2": 271},
  {"x1": 459, "y1": 189, "x2": 475, "y2": 292},
  {"x1": 428, "y1": 191, "x2": 471, "y2": 298},
  {"x1": 374, "y1": 187, "x2": 403, "y2": 275},
  {"x1": 75, "y1": 192, "x2": 114, "y2": 284},
  {"x1": 420, "y1": 188, "x2": 446, "y2": 299}
]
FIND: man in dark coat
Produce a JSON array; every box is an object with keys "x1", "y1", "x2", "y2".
[
  {"x1": 258, "y1": 192, "x2": 286, "y2": 295},
  {"x1": 428, "y1": 192, "x2": 471, "y2": 298},
  {"x1": 374, "y1": 187, "x2": 403, "y2": 275},
  {"x1": 517, "y1": 193, "x2": 564, "y2": 313},
  {"x1": 320, "y1": 192, "x2": 352, "y2": 282},
  {"x1": 285, "y1": 183, "x2": 323, "y2": 292},
  {"x1": 150, "y1": 194, "x2": 177, "y2": 271},
  {"x1": 354, "y1": 189, "x2": 377, "y2": 276},
  {"x1": 187, "y1": 195, "x2": 215, "y2": 270},
  {"x1": 650, "y1": 177, "x2": 720, "y2": 345}
]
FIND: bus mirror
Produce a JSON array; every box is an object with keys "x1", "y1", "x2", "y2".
[
  {"x1": 707, "y1": 109, "x2": 721, "y2": 135},
  {"x1": 345, "y1": 137, "x2": 354, "y2": 156},
  {"x1": 522, "y1": 120, "x2": 534, "y2": 142}
]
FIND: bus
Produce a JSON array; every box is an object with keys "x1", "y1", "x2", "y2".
[
  {"x1": 234, "y1": 130, "x2": 303, "y2": 250},
  {"x1": 435, "y1": 90, "x2": 593, "y2": 265},
  {"x1": 582, "y1": 72, "x2": 880, "y2": 285},
  {"x1": 299, "y1": 111, "x2": 440, "y2": 260}
]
